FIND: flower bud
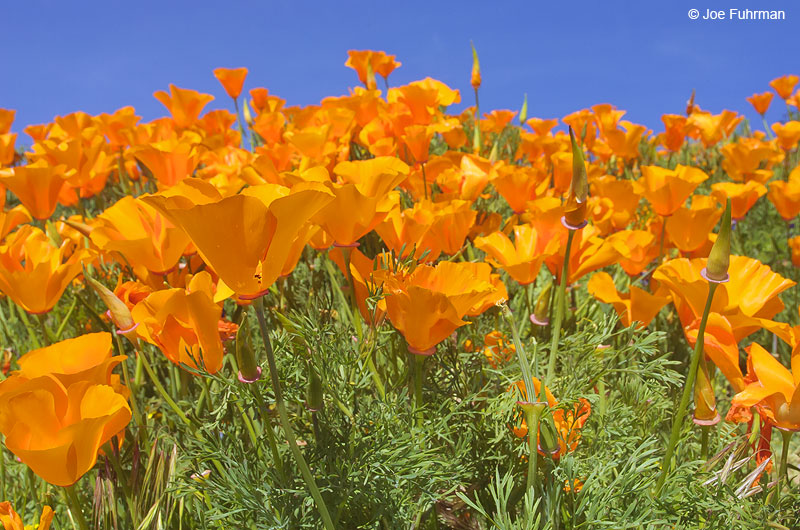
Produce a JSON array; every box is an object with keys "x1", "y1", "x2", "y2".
[
  {"x1": 530, "y1": 283, "x2": 552, "y2": 326},
  {"x1": 470, "y1": 41, "x2": 481, "y2": 89},
  {"x1": 704, "y1": 198, "x2": 731, "y2": 283},
  {"x1": 693, "y1": 358, "x2": 720, "y2": 426},
  {"x1": 235, "y1": 312, "x2": 261, "y2": 383},
  {"x1": 84, "y1": 267, "x2": 136, "y2": 335},
  {"x1": 564, "y1": 126, "x2": 589, "y2": 228},
  {"x1": 519, "y1": 93, "x2": 528, "y2": 125},
  {"x1": 242, "y1": 98, "x2": 254, "y2": 127},
  {"x1": 306, "y1": 363, "x2": 323, "y2": 412},
  {"x1": 686, "y1": 88, "x2": 696, "y2": 116}
]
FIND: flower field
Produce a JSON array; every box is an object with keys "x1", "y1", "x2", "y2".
[{"x1": 1, "y1": 50, "x2": 800, "y2": 528}]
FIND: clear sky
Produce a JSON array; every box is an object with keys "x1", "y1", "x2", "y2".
[{"x1": 0, "y1": 0, "x2": 796, "y2": 137}]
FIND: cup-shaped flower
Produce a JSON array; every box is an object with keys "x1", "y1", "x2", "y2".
[
  {"x1": 638, "y1": 165, "x2": 708, "y2": 217},
  {"x1": 475, "y1": 224, "x2": 552, "y2": 285},
  {"x1": 132, "y1": 272, "x2": 227, "y2": 373},
  {"x1": 153, "y1": 85, "x2": 214, "y2": 129},
  {"x1": 0, "y1": 161, "x2": 67, "y2": 220},
  {"x1": 0, "y1": 225, "x2": 89, "y2": 314},
  {"x1": 769, "y1": 75, "x2": 799, "y2": 100},
  {"x1": 732, "y1": 343, "x2": 800, "y2": 431},
  {"x1": 213, "y1": 67, "x2": 248, "y2": 99},
  {"x1": 314, "y1": 157, "x2": 409, "y2": 246},
  {"x1": 747, "y1": 92, "x2": 774, "y2": 115},
  {"x1": 665, "y1": 195, "x2": 723, "y2": 253},
  {"x1": 0, "y1": 377, "x2": 130, "y2": 486},
  {"x1": 587, "y1": 271, "x2": 670, "y2": 328},
  {"x1": 710, "y1": 181, "x2": 766, "y2": 221},
  {"x1": 90, "y1": 196, "x2": 191, "y2": 275},
  {"x1": 142, "y1": 178, "x2": 333, "y2": 298},
  {"x1": 378, "y1": 261, "x2": 500, "y2": 354}
]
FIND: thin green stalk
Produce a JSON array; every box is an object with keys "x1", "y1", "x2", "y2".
[
  {"x1": 700, "y1": 426, "x2": 710, "y2": 460},
  {"x1": 55, "y1": 295, "x2": 78, "y2": 340},
  {"x1": 777, "y1": 429, "x2": 793, "y2": 503},
  {"x1": 64, "y1": 484, "x2": 89, "y2": 530},
  {"x1": 524, "y1": 407, "x2": 543, "y2": 494},
  {"x1": 250, "y1": 388, "x2": 288, "y2": 484},
  {"x1": 546, "y1": 229, "x2": 576, "y2": 382},
  {"x1": 139, "y1": 348, "x2": 192, "y2": 427},
  {"x1": 104, "y1": 440, "x2": 137, "y2": 526},
  {"x1": 114, "y1": 334, "x2": 148, "y2": 451},
  {"x1": 414, "y1": 354, "x2": 425, "y2": 428},
  {"x1": 253, "y1": 297, "x2": 335, "y2": 530},
  {"x1": 654, "y1": 281, "x2": 719, "y2": 496}
]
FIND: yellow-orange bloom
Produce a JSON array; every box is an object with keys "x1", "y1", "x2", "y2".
[
  {"x1": 379, "y1": 261, "x2": 500, "y2": 354},
  {"x1": 0, "y1": 333, "x2": 130, "y2": 487},
  {"x1": 0, "y1": 162, "x2": 67, "y2": 220},
  {"x1": 710, "y1": 181, "x2": 767, "y2": 220},
  {"x1": 732, "y1": 342, "x2": 800, "y2": 431},
  {"x1": 769, "y1": 75, "x2": 799, "y2": 100},
  {"x1": 767, "y1": 168, "x2": 800, "y2": 220},
  {"x1": 747, "y1": 92, "x2": 774, "y2": 115},
  {"x1": 587, "y1": 271, "x2": 670, "y2": 328},
  {"x1": 345, "y1": 50, "x2": 402, "y2": 88},
  {"x1": 143, "y1": 178, "x2": 333, "y2": 298},
  {"x1": 665, "y1": 195, "x2": 722, "y2": 253},
  {"x1": 213, "y1": 67, "x2": 248, "y2": 99},
  {"x1": 90, "y1": 196, "x2": 191, "y2": 274},
  {"x1": 638, "y1": 165, "x2": 708, "y2": 217},
  {"x1": 772, "y1": 121, "x2": 800, "y2": 151},
  {"x1": 153, "y1": 85, "x2": 214, "y2": 129},
  {"x1": 131, "y1": 136, "x2": 202, "y2": 188},
  {"x1": 475, "y1": 224, "x2": 554, "y2": 285},
  {"x1": 0, "y1": 225, "x2": 89, "y2": 314},
  {"x1": 132, "y1": 272, "x2": 228, "y2": 373},
  {"x1": 0, "y1": 502, "x2": 53, "y2": 530}
]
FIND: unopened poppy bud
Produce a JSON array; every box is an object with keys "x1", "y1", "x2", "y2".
[
  {"x1": 693, "y1": 358, "x2": 720, "y2": 426},
  {"x1": 704, "y1": 198, "x2": 731, "y2": 283},
  {"x1": 472, "y1": 121, "x2": 481, "y2": 153},
  {"x1": 488, "y1": 141, "x2": 499, "y2": 163},
  {"x1": 242, "y1": 98, "x2": 254, "y2": 127},
  {"x1": 530, "y1": 283, "x2": 552, "y2": 326},
  {"x1": 564, "y1": 126, "x2": 589, "y2": 229},
  {"x1": 84, "y1": 267, "x2": 136, "y2": 336},
  {"x1": 366, "y1": 61, "x2": 377, "y2": 91},
  {"x1": 470, "y1": 41, "x2": 481, "y2": 89},
  {"x1": 519, "y1": 93, "x2": 528, "y2": 125},
  {"x1": 235, "y1": 313, "x2": 261, "y2": 383},
  {"x1": 537, "y1": 415, "x2": 561, "y2": 457},
  {"x1": 686, "y1": 88, "x2": 696, "y2": 116},
  {"x1": 306, "y1": 364, "x2": 323, "y2": 412}
]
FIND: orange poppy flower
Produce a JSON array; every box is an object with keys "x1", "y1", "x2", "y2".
[
  {"x1": 132, "y1": 271, "x2": 228, "y2": 373},
  {"x1": 510, "y1": 379, "x2": 591, "y2": 459},
  {"x1": 732, "y1": 342, "x2": 800, "y2": 431},
  {"x1": 399, "y1": 124, "x2": 433, "y2": 164},
  {"x1": 0, "y1": 161, "x2": 68, "y2": 220},
  {"x1": 665, "y1": 195, "x2": 722, "y2": 253},
  {"x1": 790, "y1": 236, "x2": 800, "y2": 267},
  {"x1": 546, "y1": 224, "x2": 620, "y2": 284},
  {"x1": 660, "y1": 114, "x2": 688, "y2": 152},
  {"x1": 475, "y1": 224, "x2": 554, "y2": 285},
  {"x1": 378, "y1": 261, "x2": 500, "y2": 354},
  {"x1": 153, "y1": 85, "x2": 215, "y2": 129},
  {"x1": 0, "y1": 376, "x2": 130, "y2": 486},
  {"x1": 478, "y1": 330, "x2": 515, "y2": 368},
  {"x1": 652, "y1": 256, "x2": 794, "y2": 341},
  {"x1": 747, "y1": 92, "x2": 774, "y2": 115},
  {"x1": 0, "y1": 133, "x2": 16, "y2": 167},
  {"x1": 771, "y1": 121, "x2": 800, "y2": 151},
  {"x1": 0, "y1": 193, "x2": 31, "y2": 240},
  {"x1": 0, "y1": 109, "x2": 14, "y2": 134},
  {"x1": 769, "y1": 75, "x2": 799, "y2": 100},
  {"x1": 687, "y1": 110, "x2": 743, "y2": 147},
  {"x1": 720, "y1": 136, "x2": 782, "y2": 184},
  {"x1": 587, "y1": 271, "x2": 670, "y2": 328},
  {"x1": 376, "y1": 199, "x2": 475, "y2": 261},
  {"x1": 313, "y1": 157, "x2": 409, "y2": 246},
  {"x1": 328, "y1": 247, "x2": 388, "y2": 324},
  {"x1": 0, "y1": 502, "x2": 54, "y2": 530},
  {"x1": 491, "y1": 165, "x2": 549, "y2": 213},
  {"x1": 0, "y1": 332, "x2": 130, "y2": 486},
  {"x1": 143, "y1": 178, "x2": 333, "y2": 298},
  {"x1": 767, "y1": 168, "x2": 800, "y2": 220},
  {"x1": 90, "y1": 196, "x2": 191, "y2": 275},
  {"x1": 710, "y1": 181, "x2": 767, "y2": 220},
  {"x1": 131, "y1": 135, "x2": 202, "y2": 188},
  {"x1": 606, "y1": 229, "x2": 659, "y2": 276},
  {"x1": 0, "y1": 225, "x2": 89, "y2": 314},
  {"x1": 345, "y1": 50, "x2": 402, "y2": 88},
  {"x1": 213, "y1": 67, "x2": 248, "y2": 99},
  {"x1": 590, "y1": 176, "x2": 643, "y2": 231},
  {"x1": 638, "y1": 164, "x2": 708, "y2": 217}
]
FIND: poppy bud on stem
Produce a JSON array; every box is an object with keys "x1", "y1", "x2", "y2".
[
  {"x1": 235, "y1": 311, "x2": 261, "y2": 384},
  {"x1": 470, "y1": 41, "x2": 481, "y2": 154},
  {"x1": 546, "y1": 127, "x2": 588, "y2": 382},
  {"x1": 655, "y1": 199, "x2": 731, "y2": 496}
]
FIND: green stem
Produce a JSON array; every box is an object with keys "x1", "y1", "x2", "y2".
[
  {"x1": 778, "y1": 429, "x2": 793, "y2": 499},
  {"x1": 654, "y1": 281, "x2": 719, "y2": 496},
  {"x1": 64, "y1": 484, "x2": 89, "y2": 530},
  {"x1": 253, "y1": 297, "x2": 335, "y2": 530},
  {"x1": 250, "y1": 389, "x2": 288, "y2": 484},
  {"x1": 524, "y1": 407, "x2": 543, "y2": 494},
  {"x1": 414, "y1": 354, "x2": 425, "y2": 429},
  {"x1": 700, "y1": 426, "x2": 709, "y2": 460},
  {"x1": 114, "y1": 334, "x2": 148, "y2": 452},
  {"x1": 139, "y1": 348, "x2": 192, "y2": 427},
  {"x1": 546, "y1": 229, "x2": 576, "y2": 382}
]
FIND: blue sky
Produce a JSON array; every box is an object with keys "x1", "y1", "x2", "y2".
[{"x1": 1, "y1": 1, "x2": 796, "y2": 137}]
